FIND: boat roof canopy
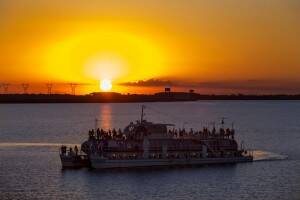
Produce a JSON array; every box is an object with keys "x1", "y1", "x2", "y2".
[{"x1": 157, "y1": 123, "x2": 175, "y2": 126}]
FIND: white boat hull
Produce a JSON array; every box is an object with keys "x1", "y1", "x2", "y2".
[{"x1": 89, "y1": 156, "x2": 253, "y2": 169}]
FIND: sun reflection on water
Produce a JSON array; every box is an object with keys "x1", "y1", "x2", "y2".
[{"x1": 98, "y1": 104, "x2": 112, "y2": 130}]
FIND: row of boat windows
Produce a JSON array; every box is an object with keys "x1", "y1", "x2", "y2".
[
  {"x1": 100, "y1": 141, "x2": 236, "y2": 151},
  {"x1": 103, "y1": 147, "x2": 235, "y2": 152},
  {"x1": 105, "y1": 153, "x2": 206, "y2": 160},
  {"x1": 104, "y1": 151, "x2": 239, "y2": 160}
]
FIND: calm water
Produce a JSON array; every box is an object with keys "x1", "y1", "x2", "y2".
[{"x1": 0, "y1": 101, "x2": 300, "y2": 200}]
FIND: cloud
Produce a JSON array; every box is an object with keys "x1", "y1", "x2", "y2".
[
  {"x1": 118, "y1": 78, "x2": 300, "y2": 93},
  {"x1": 119, "y1": 79, "x2": 175, "y2": 87}
]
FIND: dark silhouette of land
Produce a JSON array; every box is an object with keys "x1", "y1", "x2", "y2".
[{"x1": 0, "y1": 92, "x2": 300, "y2": 103}]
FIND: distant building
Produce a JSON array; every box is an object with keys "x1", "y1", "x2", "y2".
[{"x1": 165, "y1": 87, "x2": 171, "y2": 97}]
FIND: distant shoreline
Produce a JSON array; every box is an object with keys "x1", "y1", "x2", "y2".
[{"x1": 0, "y1": 92, "x2": 300, "y2": 103}]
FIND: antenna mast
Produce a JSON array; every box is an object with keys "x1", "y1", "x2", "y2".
[
  {"x1": 141, "y1": 105, "x2": 145, "y2": 123},
  {"x1": 95, "y1": 118, "x2": 99, "y2": 130}
]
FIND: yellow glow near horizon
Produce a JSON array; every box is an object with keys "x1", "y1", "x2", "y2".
[
  {"x1": 100, "y1": 79, "x2": 112, "y2": 92},
  {"x1": 1, "y1": 1, "x2": 300, "y2": 94},
  {"x1": 41, "y1": 24, "x2": 168, "y2": 86}
]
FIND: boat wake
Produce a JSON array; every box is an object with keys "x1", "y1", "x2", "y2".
[
  {"x1": 0, "y1": 144, "x2": 288, "y2": 163},
  {"x1": 252, "y1": 150, "x2": 288, "y2": 161}
]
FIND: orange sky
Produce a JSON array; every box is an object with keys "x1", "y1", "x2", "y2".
[{"x1": 0, "y1": 0, "x2": 300, "y2": 94}]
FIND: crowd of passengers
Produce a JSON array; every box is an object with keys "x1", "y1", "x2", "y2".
[
  {"x1": 60, "y1": 145, "x2": 80, "y2": 156},
  {"x1": 88, "y1": 128, "x2": 125, "y2": 140},
  {"x1": 168, "y1": 127, "x2": 235, "y2": 139},
  {"x1": 87, "y1": 126, "x2": 235, "y2": 141}
]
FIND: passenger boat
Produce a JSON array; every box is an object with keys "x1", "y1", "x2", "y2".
[{"x1": 60, "y1": 106, "x2": 253, "y2": 169}]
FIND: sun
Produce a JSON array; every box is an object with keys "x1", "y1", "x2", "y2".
[{"x1": 100, "y1": 79, "x2": 112, "y2": 92}]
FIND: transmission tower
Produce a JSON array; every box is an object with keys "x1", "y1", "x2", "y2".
[
  {"x1": 70, "y1": 83, "x2": 77, "y2": 95},
  {"x1": 22, "y1": 83, "x2": 29, "y2": 94},
  {"x1": 46, "y1": 83, "x2": 53, "y2": 95},
  {"x1": 2, "y1": 83, "x2": 10, "y2": 94}
]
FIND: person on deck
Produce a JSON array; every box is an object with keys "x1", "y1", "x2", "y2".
[
  {"x1": 96, "y1": 128, "x2": 100, "y2": 140},
  {"x1": 69, "y1": 147, "x2": 74, "y2": 156},
  {"x1": 74, "y1": 145, "x2": 79, "y2": 155},
  {"x1": 61, "y1": 145, "x2": 67, "y2": 155}
]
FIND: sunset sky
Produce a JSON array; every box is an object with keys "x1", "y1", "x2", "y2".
[{"x1": 0, "y1": 0, "x2": 300, "y2": 94}]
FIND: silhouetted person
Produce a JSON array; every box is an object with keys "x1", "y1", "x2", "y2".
[
  {"x1": 69, "y1": 147, "x2": 73, "y2": 156},
  {"x1": 96, "y1": 128, "x2": 100, "y2": 140},
  {"x1": 74, "y1": 145, "x2": 79, "y2": 155},
  {"x1": 61, "y1": 145, "x2": 66, "y2": 155},
  {"x1": 212, "y1": 127, "x2": 216, "y2": 135},
  {"x1": 226, "y1": 128, "x2": 231, "y2": 138},
  {"x1": 118, "y1": 128, "x2": 122, "y2": 136}
]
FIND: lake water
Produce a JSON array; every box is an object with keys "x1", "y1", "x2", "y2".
[{"x1": 0, "y1": 101, "x2": 300, "y2": 200}]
